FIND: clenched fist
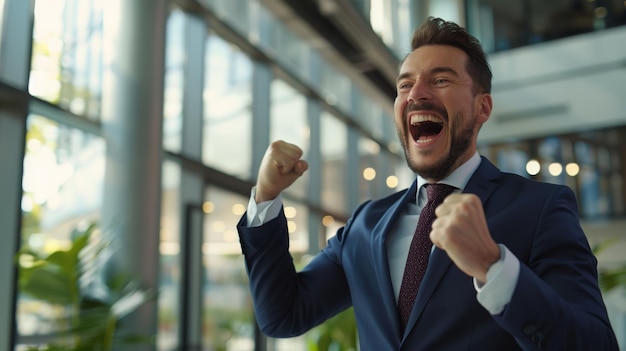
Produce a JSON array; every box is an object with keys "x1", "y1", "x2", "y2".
[
  {"x1": 255, "y1": 140, "x2": 309, "y2": 203},
  {"x1": 430, "y1": 193, "x2": 500, "y2": 283}
]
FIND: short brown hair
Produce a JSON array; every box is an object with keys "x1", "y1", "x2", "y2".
[{"x1": 411, "y1": 17, "x2": 492, "y2": 94}]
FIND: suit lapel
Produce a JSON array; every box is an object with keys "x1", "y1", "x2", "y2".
[
  {"x1": 371, "y1": 180, "x2": 418, "y2": 338},
  {"x1": 402, "y1": 157, "x2": 501, "y2": 337},
  {"x1": 464, "y1": 157, "x2": 500, "y2": 206}
]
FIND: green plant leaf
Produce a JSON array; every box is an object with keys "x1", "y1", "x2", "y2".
[
  {"x1": 16, "y1": 223, "x2": 155, "y2": 350},
  {"x1": 599, "y1": 266, "x2": 626, "y2": 292},
  {"x1": 19, "y1": 265, "x2": 74, "y2": 305}
]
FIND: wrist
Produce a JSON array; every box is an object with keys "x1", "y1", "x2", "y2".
[{"x1": 253, "y1": 186, "x2": 279, "y2": 203}]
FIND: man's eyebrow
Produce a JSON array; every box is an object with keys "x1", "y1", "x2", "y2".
[
  {"x1": 396, "y1": 72, "x2": 412, "y2": 84},
  {"x1": 396, "y1": 66, "x2": 460, "y2": 84},
  {"x1": 431, "y1": 66, "x2": 459, "y2": 76}
]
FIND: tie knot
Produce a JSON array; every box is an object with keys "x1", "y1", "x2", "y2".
[{"x1": 426, "y1": 183, "x2": 456, "y2": 204}]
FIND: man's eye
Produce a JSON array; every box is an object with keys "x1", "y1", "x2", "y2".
[
  {"x1": 434, "y1": 78, "x2": 449, "y2": 85},
  {"x1": 398, "y1": 82, "x2": 413, "y2": 90}
]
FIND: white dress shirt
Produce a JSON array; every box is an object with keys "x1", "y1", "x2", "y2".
[{"x1": 245, "y1": 152, "x2": 519, "y2": 315}]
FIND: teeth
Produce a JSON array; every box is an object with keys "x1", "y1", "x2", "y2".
[{"x1": 410, "y1": 115, "x2": 443, "y2": 125}]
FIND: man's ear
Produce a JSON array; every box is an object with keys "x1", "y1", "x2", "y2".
[{"x1": 476, "y1": 93, "x2": 492, "y2": 123}]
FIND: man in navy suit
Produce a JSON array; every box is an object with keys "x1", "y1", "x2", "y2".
[{"x1": 237, "y1": 17, "x2": 618, "y2": 350}]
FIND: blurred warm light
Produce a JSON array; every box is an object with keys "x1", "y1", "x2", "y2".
[
  {"x1": 44, "y1": 238, "x2": 67, "y2": 253},
  {"x1": 386, "y1": 175, "x2": 399, "y2": 188},
  {"x1": 21, "y1": 195, "x2": 34, "y2": 212},
  {"x1": 526, "y1": 160, "x2": 540, "y2": 176},
  {"x1": 362, "y1": 139, "x2": 380, "y2": 154},
  {"x1": 322, "y1": 215, "x2": 335, "y2": 227},
  {"x1": 325, "y1": 94, "x2": 338, "y2": 106},
  {"x1": 26, "y1": 138, "x2": 42, "y2": 151},
  {"x1": 363, "y1": 167, "x2": 376, "y2": 181},
  {"x1": 212, "y1": 220, "x2": 226, "y2": 232},
  {"x1": 160, "y1": 242, "x2": 180, "y2": 255},
  {"x1": 388, "y1": 141, "x2": 402, "y2": 154},
  {"x1": 284, "y1": 206, "x2": 297, "y2": 218},
  {"x1": 231, "y1": 203, "x2": 246, "y2": 216},
  {"x1": 287, "y1": 221, "x2": 297, "y2": 234},
  {"x1": 594, "y1": 7, "x2": 607, "y2": 18},
  {"x1": 27, "y1": 233, "x2": 45, "y2": 251},
  {"x1": 548, "y1": 163, "x2": 563, "y2": 176},
  {"x1": 566, "y1": 163, "x2": 580, "y2": 176},
  {"x1": 202, "y1": 201, "x2": 214, "y2": 214},
  {"x1": 223, "y1": 230, "x2": 238, "y2": 242}
]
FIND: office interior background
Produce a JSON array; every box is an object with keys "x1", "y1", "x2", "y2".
[{"x1": 0, "y1": 0, "x2": 625, "y2": 350}]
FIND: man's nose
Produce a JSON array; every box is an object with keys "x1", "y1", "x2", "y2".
[{"x1": 407, "y1": 80, "x2": 432, "y2": 103}]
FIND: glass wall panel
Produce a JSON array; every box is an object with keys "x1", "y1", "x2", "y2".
[
  {"x1": 467, "y1": 0, "x2": 626, "y2": 52},
  {"x1": 494, "y1": 144, "x2": 531, "y2": 176},
  {"x1": 158, "y1": 160, "x2": 182, "y2": 351},
  {"x1": 202, "y1": 186, "x2": 254, "y2": 350},
  {"x1": 270, "y1": 79, "x2": 310, "y2": 199},
  {"x1": 267, "y1": 20, "x2": 310, "y2": 82},
  {"x1": 203, "y1": 34, "x2": 253, "y2": 179},
  {"x1": 380, "y1": 150, "x2": 402, "y2": 193},
  {"x1": 202, "y1": 0, "x2": 252, "y2": 38},
  {"x1": 480, "y1": 126, "x2": 626, "y2": 219},
  {"x1": 356, "y1": 91, "x2": 385, "y2": 140},
  {"x1": 321, "y1": 111, "x2": 348, "y2": 214},
  {"x1": 358, "y1": 136, "x2": 381, "y2": 203},
  {"x1": 0, "y1": 0, "x2": 5, "y2": 44},
  {"x1": 16, "y1": 114, "x2": 105, "y2": 348},
  {"x1": 320, "y1": 64, "x2": 353, "y2": 117},
  {"x1": 163, "y1": 9, "x2": 186, "y2": 153},
  {"x1": 30, "y1": 0, "x2": 103, "y2": 119},
  {"x1": 394, "y1": 152, "x2": 415, "y2": 190}
]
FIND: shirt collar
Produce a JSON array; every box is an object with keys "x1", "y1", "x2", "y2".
[{"x1": 416, "y1": 151, "x2": 482, "y2": 194}]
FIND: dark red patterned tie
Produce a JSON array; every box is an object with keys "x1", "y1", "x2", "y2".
[{"x1": 397, "y1": 183, "x2": 456, "y2": 330}]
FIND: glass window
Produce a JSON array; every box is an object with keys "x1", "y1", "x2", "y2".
[
  {"x1": 203, "y1": 34, "x2": 253, "y2": 179},
  {"x1": 467, "y1": 0, "x2": 626, "y2": 52},
  {"x1": 16, "y1": 114, "x2": 105, "y2": 347},
  {"x1": 30, "y1": 0, "x2": 104, "y2": 119},
  {"x1": 575, "y1": 140, "x2": 604, "y2": 218},
  {"x1": 321, "y1": 111, "x2": 348, "y2": 214},
  {"x1": 380, "y1": 150, "x2": 404, "y2": 194},
  {"x1": 202, "y1": 0, "x2": 252, "y2": 38},
  {"x1": 202, "y1": 186, "x2": 254, "y2": 350},
  {"x1": 355, "y1": 91, "x2": 385, "y2": 140},
  {"x1": 481, "y1": 126, "x2": 626, "y2": 220},
  {"x1": 0, "y1": 0, "x2": 5, "y2": 44},
  {"x1": 270, "y1": 79, "x2": 310, "y2": 199},
  {"x1": 163, "y1": 9, "x2": 186, "y2": 153},
  {"x1": 158, "y1": 160, "x2": 182, "y2": 351},
  {"x1": 320, "y1": 64, "x2": 352, "y2": 116},
  {"x1": 267, "y1": 20, "x2": 309, "y2": 81},
  {"x1": 358, "y1": 136, "x2": 381, "y2": 203},
  {"x1": 495, "y1": 144, "x2": 531, "y2": 176},
  {"x1": 394, "y1": 152, "x2": 415, "y2": 191}
]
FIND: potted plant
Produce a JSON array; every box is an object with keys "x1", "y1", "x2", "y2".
[{"x1": 16, "y1": 223, "x2": 155, "y2": 351}]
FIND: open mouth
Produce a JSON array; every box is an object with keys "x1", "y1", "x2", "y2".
[{"x1": 409, "y1": 115, "x2": 444, "y2": 142}]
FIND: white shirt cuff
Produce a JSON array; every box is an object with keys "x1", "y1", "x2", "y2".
[
  {"x1": 246, "y1": 187, "x2": 283, "y2": 227},
  {"x1": 474, "y1": 244, "x2": 520, "y2": 315}
]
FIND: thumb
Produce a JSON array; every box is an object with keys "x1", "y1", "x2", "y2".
[{"x1": 293, "y1": 160, "x2": 309, "y2": 176}]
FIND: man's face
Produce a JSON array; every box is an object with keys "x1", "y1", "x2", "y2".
[{"x1": 393, "y1": 45, "x2": 492, "y2": 181}]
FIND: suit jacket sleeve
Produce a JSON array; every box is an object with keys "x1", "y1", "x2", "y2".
[
  {"x1": 489, "y1": 184, "x2": 618, "y2": 350},
  {"x1": 237, "y1": 206, "x2": 353, "y2": 337}
]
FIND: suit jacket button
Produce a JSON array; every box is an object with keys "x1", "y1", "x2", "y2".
[{"x1": 523, "y1": 324, "x2": 536, "y2": 336}]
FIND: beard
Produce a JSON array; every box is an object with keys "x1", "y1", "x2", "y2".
[{"x1": 398, "y1": 103, "x2": 475, "y2": 181}]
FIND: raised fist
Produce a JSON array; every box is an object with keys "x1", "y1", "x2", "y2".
[{"x1": 255, "y1": 140, "x2": 309, "y2": 203}]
